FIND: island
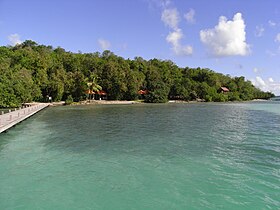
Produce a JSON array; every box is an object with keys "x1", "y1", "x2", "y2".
[{"x1": 0, "y1": 40, "x2": 274, "y2": 108}]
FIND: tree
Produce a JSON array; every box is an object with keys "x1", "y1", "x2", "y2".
[
  {"x1": 86, "y1": 74, "x2": 102, "y2": 100},
  {"x1": 145, "y1": 63, "x2": 170, "y2": 103},
  {"x1": 0, "y1": 40, "x2": 274, "y2": 107}
]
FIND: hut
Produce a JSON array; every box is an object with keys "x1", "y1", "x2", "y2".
[
  {"x1": 220, "y1": 87, "x2": 230, "y2": 93},
  {"x1": 138, "y1": 90, "x2": 148, "y2": 95},
  {"x1": 138, "y1": 90, "x2": 148, "y2": 99},
  {"x1": 85, "y1": 89, "x2": 95, "y2": 101},
  {"x1": 96, "y1": 90, "x2": 107, "y2": 100}
]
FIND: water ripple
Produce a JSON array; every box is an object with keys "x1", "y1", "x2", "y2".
[{"x1": 0, "y1": 103, "x2": 279, "y2": 209}]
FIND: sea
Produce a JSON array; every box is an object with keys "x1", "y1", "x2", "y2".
[{"x1": 0, "y1": 102, "x2": 279, "y2": 209}]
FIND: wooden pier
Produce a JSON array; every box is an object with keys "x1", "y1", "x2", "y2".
[{"x1": 0, "y1": 103, "x2": 49, "y2": 133}]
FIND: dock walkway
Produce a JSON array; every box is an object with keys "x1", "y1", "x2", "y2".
[{"x1": 0, "y1": 103, "x2": 49, "y2": 133}]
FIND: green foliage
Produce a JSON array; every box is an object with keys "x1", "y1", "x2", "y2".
[
  {"x1": 65, "y1": 95, "x2": 74, "y2": 105},
  {"x1": 0, "y1": 40, "x2": 274, "y2": 107}
]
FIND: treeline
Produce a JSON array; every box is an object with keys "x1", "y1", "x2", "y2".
[{"x1": 0, "y1": 40, "x2": 274, "y2": 107}]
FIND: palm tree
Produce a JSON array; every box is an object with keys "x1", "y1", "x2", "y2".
[{"x1": 86, "y1": 74, "x2": 102, "y2": 101}]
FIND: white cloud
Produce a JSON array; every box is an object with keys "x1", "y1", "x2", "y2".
[
  {"x1": 251, "y1": 76, "x2": 280, "y2": 95},
  {"x1": 158, "y1": 0, "x2": 171, "y2": 8},
  {"x1": 255, "y1": 25, "x2": 264, "y2": 37},
  {"x1": 166, "y1": 29, "x2": 193, "y2": 55},
  {"x1": 275, "y1": 33, "x2": 280, "y2": 43},
  {"x1": 166, "y1": 29, "x2": 182, "y2": 45},
  {"x1": 268, "y1": 20, "x2": 276, "y2": 27},
  {"x1": 8, "y1": 33, "x2": 22, "y2": 46},
  {"x1": 200, "y1": 13, "x2": 250, "y2": 57},
  {"x1": 184, "y1": 8, "x2": 195, "y2": 24},
  {"x1": 161, "y1": 8, "x2": 179, "y2": 30},
  {"x1": 160, "y1": 4, "x2": 192, "y2": 56},
  {"x1": 98, "y1": 38, "x2": 111, "y2": 50},
  {"x1": 255, "y1": 76, "x2": 266, "y2": 88},
  {"x1": 147, "y1": 0, "x2": 171, "y2": 8},
  {"x1": 145, "y1": 0, "x2": 172, "y2": 12}
]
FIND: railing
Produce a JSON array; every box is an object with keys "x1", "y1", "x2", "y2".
[{"x1": 0, "y1": 103, "x2": 49, "y2": 133}]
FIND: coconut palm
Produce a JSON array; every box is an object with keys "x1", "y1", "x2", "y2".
[{"x1": 86, "y1": 74, "x2": 102, "y2": 101}]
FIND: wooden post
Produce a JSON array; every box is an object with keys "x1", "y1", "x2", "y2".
[{"x1": 9, "y1": 115, "x2": 12, "y2": 121}]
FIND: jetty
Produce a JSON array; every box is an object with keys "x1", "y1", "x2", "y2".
[{"x1": 0, "y1": 103, "x2": 49, "y2": 133}]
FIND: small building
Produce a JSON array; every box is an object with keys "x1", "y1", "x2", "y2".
[
  {"x1": 220, "y1": 87, "x2": 230, "y2": 93},
  {"x1": 138, "y1": 90, "x2": 148, "y2": 95},
  {"x1": 85, "y1": 89, "x2": 95, "y2": 101},
  {"x1": 85, "y1": 90, "x2": 95, "y2": 95},
  {"x1": 138, "y1": 90, "x2": 148, "y2": 99},
  {"x1": 96, "y1": 90, "x2": 107, "y2": 100}
]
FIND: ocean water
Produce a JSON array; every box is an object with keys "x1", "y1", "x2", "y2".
[{"x1": 0, "y1": 102, "x2": 279, "y2": 209}]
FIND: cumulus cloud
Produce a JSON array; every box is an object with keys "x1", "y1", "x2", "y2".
[
  {"x1": 98, "y1": 38, "x2": 111, "y2": 50},
  {"x1": 275, "y1": 33, "x2": 280, "y2": 43},
  {"x1": 268, "y1": 20, "x2": 276, "y2": 27},
  {"x1": 254, "y1": 76, "x2": 266, "y2": 87},
  {"x1": 251, "y1": 76, "x2": 280, "y2": 95},
  {"x1": 146, "y1": 0, "x2": 171, "y2": 9},
  {"x1": 8, "y1": 33, "x2": 22, "y2": 46},
  {"x1": 184, "y1": 8, "x2": 195, "y2": 24},
  {"x1": 158, "y1": 2, "x2": 193, "y2": 56},
  {"x1": 157, "y1": 0, "x2": 171, "y2": 8},
  {"x1": 161, "y1": 7, "x2": 193, "y2": 56},
  {"x1": 166, "y1": 29, "x2": 193, "y2": 55},
  {"x1": 200, "y1": 13, "x2": 250, "y2": 57},
  {"x1": 255, "y1": 25, "x2": 264, "y2": 37},
  {"x1": 161, "y1": 8, "x2": 179, "y2": 30}
]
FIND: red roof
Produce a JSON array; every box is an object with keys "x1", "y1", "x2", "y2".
[
  {"x1": 221, "y1": 87, "x2": 229, "y2": 92},
  {"x1": 85, "y1": 90, "x2": 95, "y2": 94},
  {"x1": 96, "y1": 90, "x2": 107, "y2": 95},
  {"x1": 138, "y1": 90, "x2": 148, "y2": 95}
]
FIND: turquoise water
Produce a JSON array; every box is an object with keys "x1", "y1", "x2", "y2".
[{"x1": 0, "y1": 102, "x2": 279, "y2": 209}]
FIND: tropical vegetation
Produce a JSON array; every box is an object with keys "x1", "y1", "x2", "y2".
[{"x1": 0, "y1": 40, "x2": 274, "y2": 107}]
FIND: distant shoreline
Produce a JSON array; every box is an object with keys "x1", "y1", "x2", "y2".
[
  {"x1": 1, "y1": 99, "x2": 273, "y2": 109},
  {"x1": 48, "y1": 99, "x2": 271, "y2": 107}
]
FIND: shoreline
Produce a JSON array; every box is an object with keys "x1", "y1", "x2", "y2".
[
  {"x1": 65, "y1": 100, "x2": 206, "y2": 106},
  {"x1": 0, "y1": 99, "x2": 273, "y2": 110},
  {"x1": 49, "y1": 99, "x2": 272, "y2": 106},
  {"x1": 72, "y1": 100, "x2": 141, "y2": 105}
]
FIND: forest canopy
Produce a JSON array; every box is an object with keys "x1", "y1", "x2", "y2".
[{"x1": 0, "y1": 40, "x2": 274, "y2": 107}]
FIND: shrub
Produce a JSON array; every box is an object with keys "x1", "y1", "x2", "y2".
[{"x1": 65, "y1": 95, "x2": 74, "y2": 105}]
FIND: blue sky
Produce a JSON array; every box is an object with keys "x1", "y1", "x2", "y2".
[{"x1": 1, "y1": 0, "x2": 280, "y2": 95}]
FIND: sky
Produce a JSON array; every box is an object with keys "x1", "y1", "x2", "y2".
[{"x1": 1, "y1": 0, "x2": 280, "y2": 95}]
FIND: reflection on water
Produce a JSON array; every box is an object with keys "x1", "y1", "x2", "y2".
[{"x1": 0, "y1": 103, "x2": 279, "y2": 209}]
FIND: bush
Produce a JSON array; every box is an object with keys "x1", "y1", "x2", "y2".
[
  {"x1": 145, "y1": 90, "x2": 169, "y2": 103},
  {"x1": 65, "y1": 95, "x2": 74, "y2": 105}
]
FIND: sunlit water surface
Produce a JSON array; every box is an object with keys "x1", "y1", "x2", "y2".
[{"x1": 0, "y1": 102, "x2": 279, "y2": 209}]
